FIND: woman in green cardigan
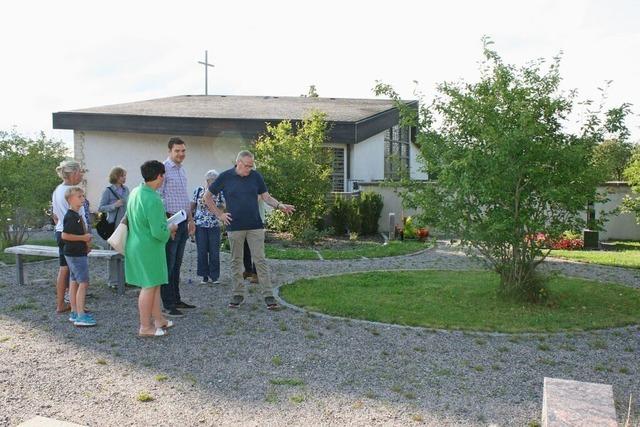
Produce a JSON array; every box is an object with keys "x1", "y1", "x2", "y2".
[{"x1": 125, "y1": 160, "x2": 177, "y2": 337}]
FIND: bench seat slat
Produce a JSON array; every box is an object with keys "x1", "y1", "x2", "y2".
[
  {"x1": 4, "y1": 245, "x2": 120, "y2": 258},
  {"x1": 3, "y1": 245, "x2": 124, "y2": 295}
]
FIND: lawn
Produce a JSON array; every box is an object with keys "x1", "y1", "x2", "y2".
[
  {"x1": 279, "y1": 270, "x2": 640, "y2": 332},
  {"x1": 265, "y1": 240, "x2": 429, "y2": 260},
  {"x1": 549, "y1": 241, "x2": 640, "y2": 269}
]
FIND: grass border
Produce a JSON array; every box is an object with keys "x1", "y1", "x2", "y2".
[{"x1": 274, "y1": 269, "x2": 640, "y2": 336}]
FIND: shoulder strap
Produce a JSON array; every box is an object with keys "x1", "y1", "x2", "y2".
[{"x1": 107, "y1": 186, "x2": 120, "y2": 199}]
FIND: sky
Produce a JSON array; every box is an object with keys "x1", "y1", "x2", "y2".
[{"x1": 2, "y1": 0, "x2": 639, "y2": 149}]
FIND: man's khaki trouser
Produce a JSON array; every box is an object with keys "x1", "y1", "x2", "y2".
[{"x1": 227, "y1": 229, "x2": 272, "y2": 298}]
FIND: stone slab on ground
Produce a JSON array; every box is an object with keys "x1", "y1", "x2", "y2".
[
  {"x1": 18, "y1": 416, "x2": 86, "y2": 427},
  {"x1": 542, "y1": 377, "x2": 617, "y2": 427}
]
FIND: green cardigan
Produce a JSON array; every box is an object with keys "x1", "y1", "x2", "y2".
[{"x1": 124, "y1": 184, "x2": 170, "y2": 287}]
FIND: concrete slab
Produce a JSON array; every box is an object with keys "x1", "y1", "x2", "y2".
[{"x1": 542, "y1": 377, "x2": 617, "y2": 427}]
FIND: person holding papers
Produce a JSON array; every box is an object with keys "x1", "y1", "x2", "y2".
[{"x1": 159, "y1": 137, "x2": 197, "y2": 317}]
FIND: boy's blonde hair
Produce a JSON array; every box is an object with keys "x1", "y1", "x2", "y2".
[{"x1": 64, "y1": 186, "x2": 85, "y2": 201}]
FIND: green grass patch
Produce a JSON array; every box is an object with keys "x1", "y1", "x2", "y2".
[
  {"x1": 320, "y1": 240, "x2": 428, "y2": 260},
  {"x1": 279, "y1": 270, "x2": 640, "y2": 333},
  {"x1": 9, "y1": 302, "x2": 38, "y2": 311},
  {"x1": 265, "y1": 246, "x2": 319, "y2": 260},
  {"x1": 154, "y1": 374, "x2": 169, "y2": 382},
  {"x1": 264, "y1": 240, "x2": 428, "y2": 260},
  {"x1": 550, "y1": 241, "x2": 640, "y2": 269},
  {"x1": 136, "y1": 391, "x2": 154, "y2": 402}
]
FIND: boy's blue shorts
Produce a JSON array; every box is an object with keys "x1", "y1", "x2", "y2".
[{"x1": 64, "y1": 255, "x2": 89, "y2": 284}]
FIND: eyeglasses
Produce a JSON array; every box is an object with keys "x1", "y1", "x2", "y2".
[{"x1": 239, "y1": 159, "x2": 254, "y2": 169}]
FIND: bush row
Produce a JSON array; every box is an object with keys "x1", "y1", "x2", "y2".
[{"x1": 329, "y1": 191, "x2": 384, "y2": 236}]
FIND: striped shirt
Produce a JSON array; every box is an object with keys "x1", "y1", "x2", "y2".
[{"x1": 159, "y1": 158, "x2": 190, "y2": 214}]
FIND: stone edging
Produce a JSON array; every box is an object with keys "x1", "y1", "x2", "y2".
[{"x1": 273, "y1": 268, "x2": 640, "y2": 337}]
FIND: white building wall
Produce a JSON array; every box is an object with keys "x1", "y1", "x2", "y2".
[
  {"x1": 75, "y1": 131, "x2": 247, "y2": 210},
  {"x1": 350, "y1": 132, "x2": 385, "y2": 182},
  {"x1": 595, "y1": 183, "x2": 640, "y2": 241},
  {"x1": 410, "y1": 142, "x2": 428, "y2": 180}
]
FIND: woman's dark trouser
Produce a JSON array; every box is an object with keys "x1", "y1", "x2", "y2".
[{"x1": 195, "y1": 225, "x2": 221, "y2": 281}]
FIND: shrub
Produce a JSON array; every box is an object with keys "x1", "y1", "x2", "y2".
[
  {"x1": 359, "y1": 192, "x2": 384, "y2": 235},
  {"x1": 329, "y1": 195, "x2": 360, "y2": 235},
  {"x1": 255, "y1": 112, "x2": 333, "y2": 237},
  {"x1": 297, "y1": 227, "x2": 329, "y2": 245},
  {"x1": 530, "y1": 231, "x2": 584, "y2": 250}
]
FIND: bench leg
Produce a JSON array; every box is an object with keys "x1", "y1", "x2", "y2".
[
  {"x1": 15, "y1": 254, "x2": 25, "y2": 285},
  {"x1": 110, "y1": 256, "x2": 125, "y2": 296}
]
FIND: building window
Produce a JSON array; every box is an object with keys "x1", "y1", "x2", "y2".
[
  {"x1": 384, "y1": 125, "x2": 410, "y2": 180},
  {"x1": 325, "y1": 147, "x2": 345, "y2": 192}
]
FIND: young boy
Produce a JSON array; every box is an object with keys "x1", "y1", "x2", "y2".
[{"x1": 61, "y1": 186, "x2": 96, "y2": 327}]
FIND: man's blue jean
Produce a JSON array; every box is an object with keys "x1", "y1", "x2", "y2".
[
  {"x1": 161, "y1": 220, "x2": 188, "y2": 310},
  {"x1": 195, "y1": 225, "x2": 220, "y2": 281}
]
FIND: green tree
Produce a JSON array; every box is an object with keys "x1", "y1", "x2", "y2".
[
  {"x1": 620, "y1": 146, "x2": 640, "y2": 222},
  {"x1": 301, "y1": 85, "x2": 319, "y2": 98},
  {"x1": 0, "y1": 130, "x2": 68, "y2": 246},
  {"x1": 254, "y1": 112, "x2": 333, "y2": 238},
  {"x1": 592, "y1": 138, "x2": 633, "y2": 181},
  {"x1": 375, "y1": 39, "x2": 630, "y2": 302}
]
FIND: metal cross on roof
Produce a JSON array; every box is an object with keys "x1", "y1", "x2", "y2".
[{"x1": 198, "y1": 50, "x2": 215, "y2": 95}]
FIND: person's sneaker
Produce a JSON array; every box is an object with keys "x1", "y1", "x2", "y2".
[
  {"x1": 74, "y1": 313, "x2": 96, "y2": 327},
  {"x1": 176, "y1": 301, "x2": 196, "y2": 309},
  {"x1": 68, "y1": 311, "x2": 78, "y2": 323},
  {"x1": 242, "y1": 272, "x2": 252, "y2": 280},
  {"x1": 264, "y1": 296, "x2": 280, "y2": 310},
  {"x1": 200, "y1": 277, "x2": 209, "y2": 285},
  {"x1": 249, "y1": 274, "x2": 259, "y2": 284},
  {"x1": 163, "y1": 308, "x2": 185, "y2": 317},
  {"x1": 228, "y1": 295, "x2": 244, "y2": 308},
  {"x1": 212, "y1": 279, "x2": 220, "y2": 285}
]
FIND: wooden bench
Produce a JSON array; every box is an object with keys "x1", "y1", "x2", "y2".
[{"x1": 3, "y1": 245, "x2": 125, "y2": 295}]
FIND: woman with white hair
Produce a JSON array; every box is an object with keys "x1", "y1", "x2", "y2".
[
  {"x1": 190, "y1": 169, "x2": 224, "y2": 284},
  {"x1": 52, "y1": 160, "x2": 86, "y2": 314}
]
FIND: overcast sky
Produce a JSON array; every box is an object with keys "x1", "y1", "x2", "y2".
[{"x1": 2, "y1": 0, "x2": 639, "y2": 148}]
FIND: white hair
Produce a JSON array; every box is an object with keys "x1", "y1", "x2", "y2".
[
  {"x1": 235, "y1": 150, "x2": 254, "y2": 162},
  {"x1": 205, "y1": 169, "x2": 219, "y2": 180},
  {"x1": 56, "y1": 160, "x2": 81, "y2": 179}
]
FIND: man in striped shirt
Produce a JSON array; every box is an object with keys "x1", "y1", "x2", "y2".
[{"x1": 159, "y1": 137, "x2": 197, "y2": 317}]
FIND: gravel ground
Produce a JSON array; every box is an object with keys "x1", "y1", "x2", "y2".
[{"x1": 0, "y1": 241, "x2": 639, "y2": 426}]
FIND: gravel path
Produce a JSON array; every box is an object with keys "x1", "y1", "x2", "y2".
[{"x1": 1, "y1": 242, "x2": 639, "y2": 426}]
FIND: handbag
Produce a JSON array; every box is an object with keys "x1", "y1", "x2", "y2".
[
  {"x1": 107, "y1": 218, "x2": 128, "y2": 255},
  {"x1": 96, "y1": 187, "x2": 122, "y2": 240},
  {"x1": 96, "y1": 213, "x2": 115, "y2": 240}
]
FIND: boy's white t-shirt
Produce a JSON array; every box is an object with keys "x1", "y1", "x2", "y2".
[{"x1": 52, "y1": 183, "x2": 86, "y2": 232}]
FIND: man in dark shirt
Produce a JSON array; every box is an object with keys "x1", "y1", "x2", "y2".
[{"x1": 204, "y1": 150, "x2": 294, "y2": 309}]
